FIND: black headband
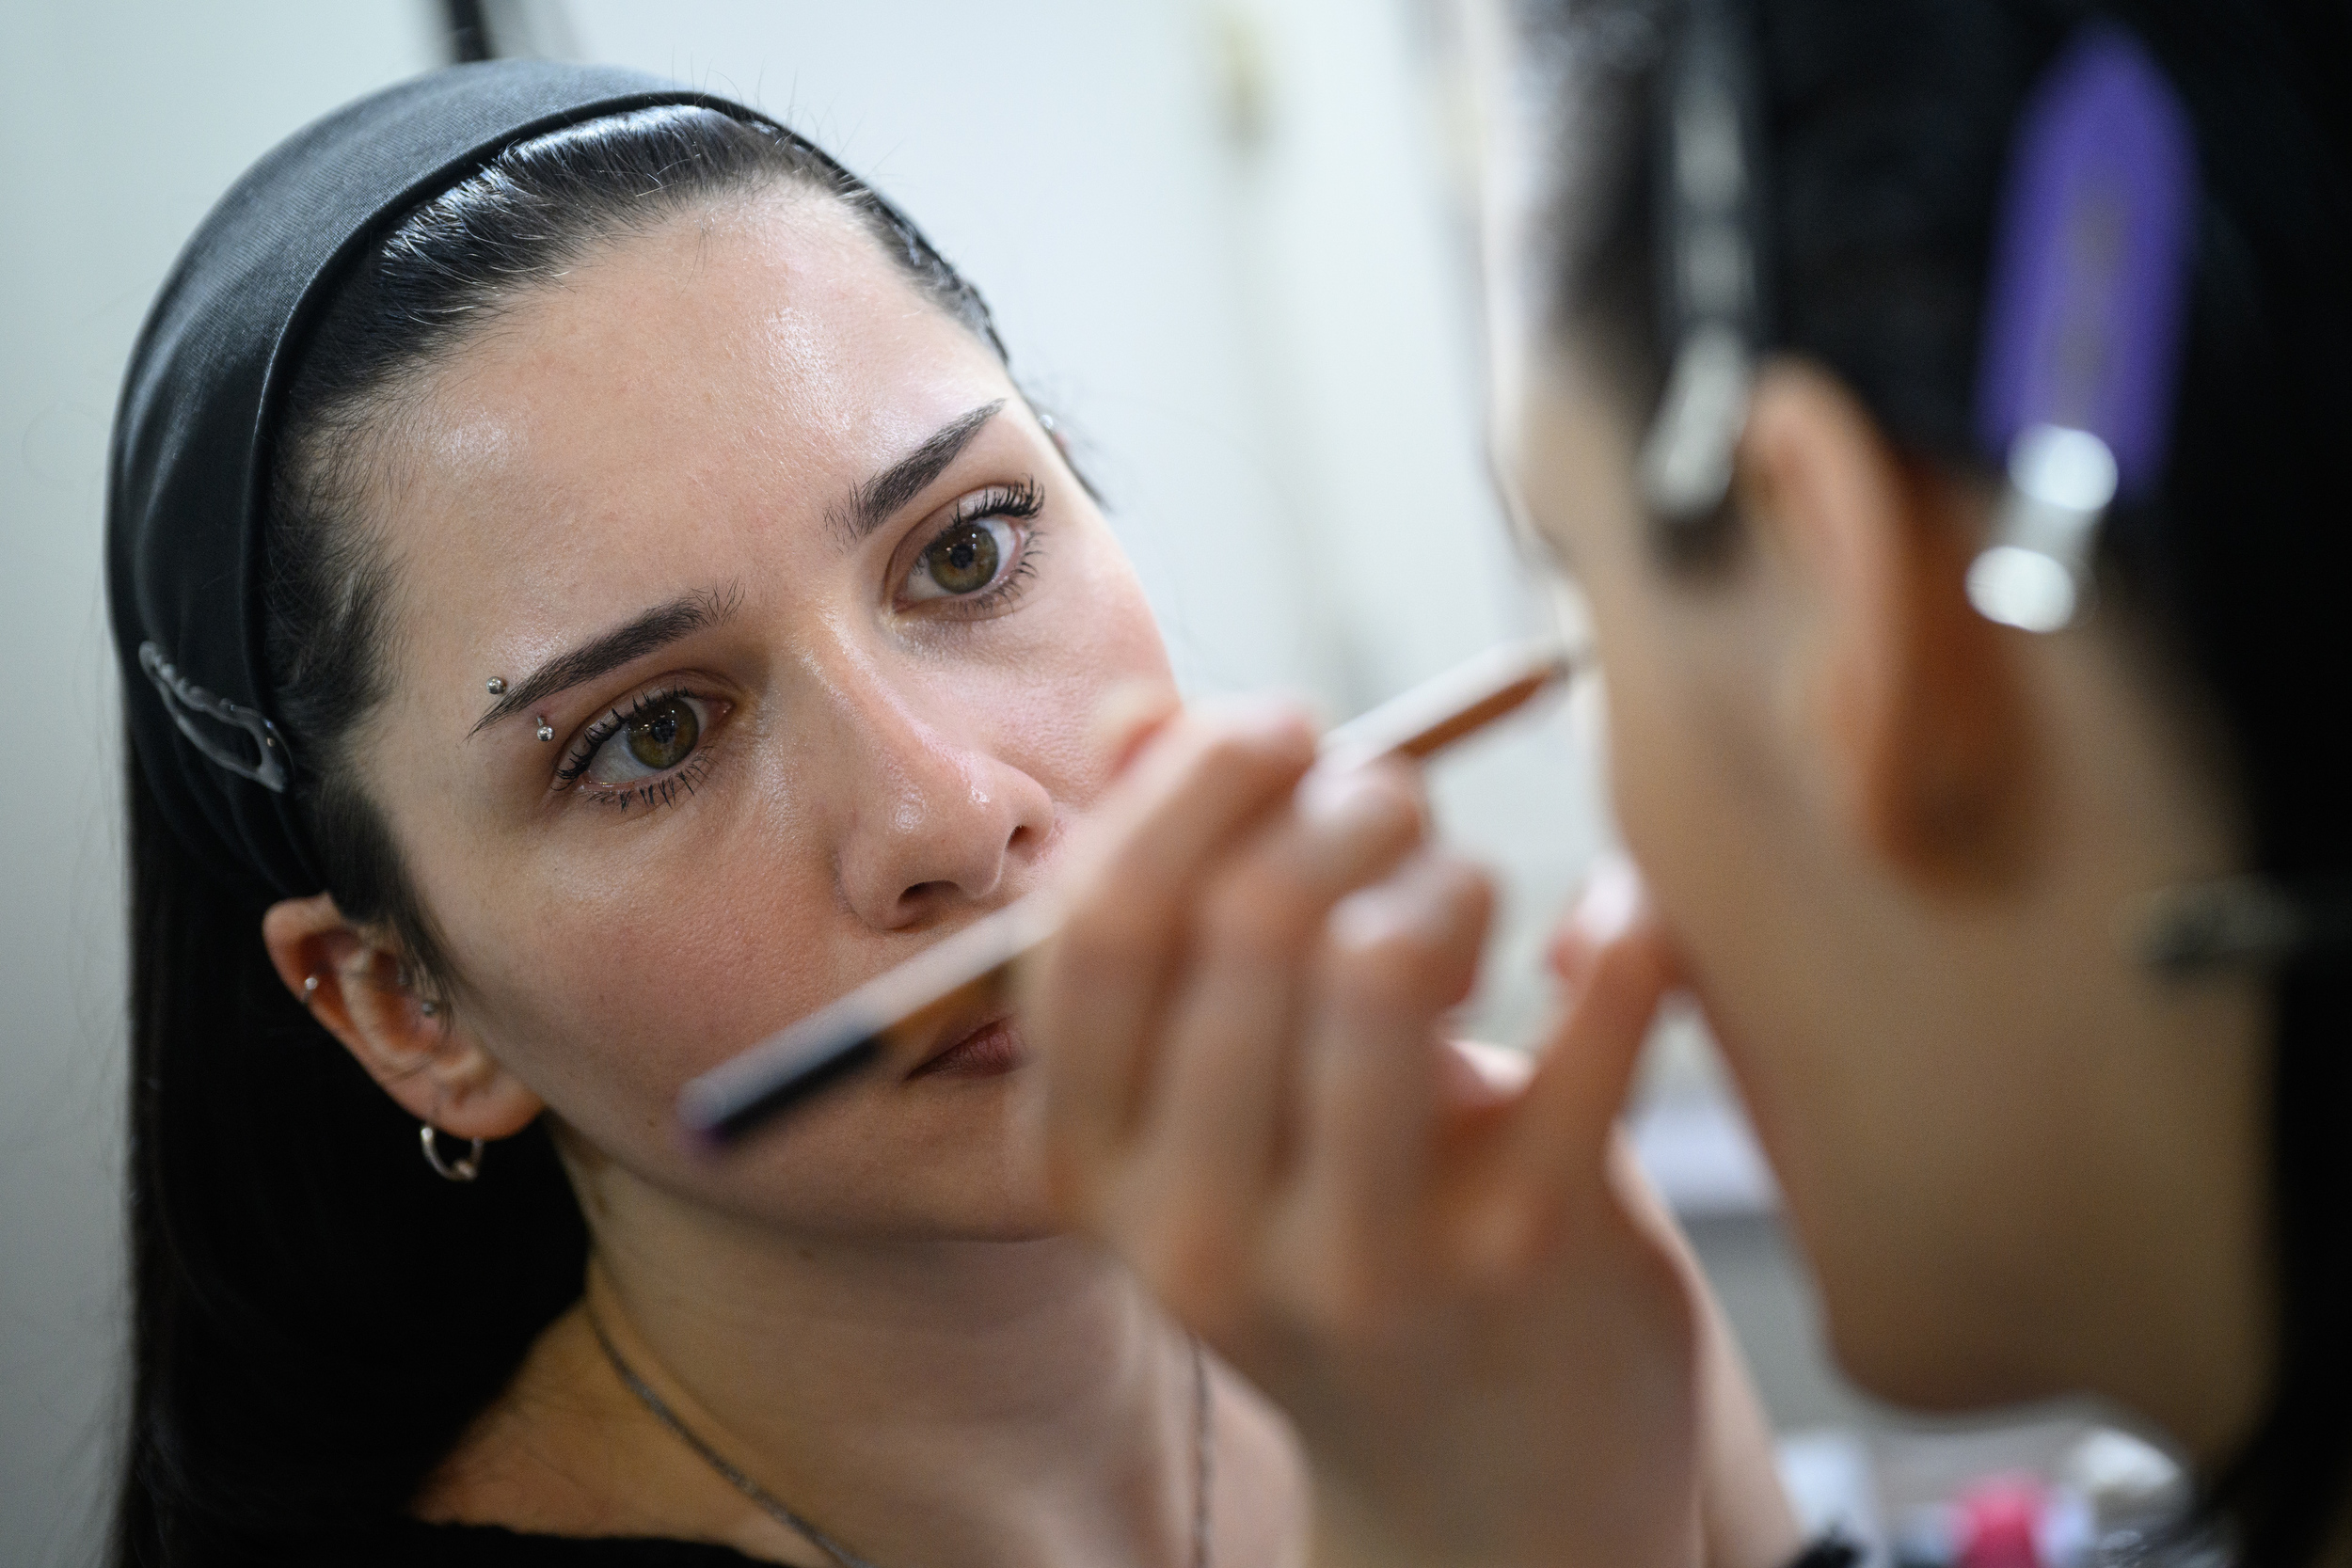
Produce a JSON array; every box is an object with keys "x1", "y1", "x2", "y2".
[{"x1": 105, "y1": 62, "x2": 782, "y2": 910}]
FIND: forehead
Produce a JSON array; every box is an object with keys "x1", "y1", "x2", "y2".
[
  {"x1": 424, "y1": 184, "x2": 995, "y2": 469},
  {"x1": 364, "y1": 184, "x2": 1009, "y2": 617}
]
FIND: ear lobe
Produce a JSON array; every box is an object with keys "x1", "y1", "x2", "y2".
[
  {"x1": 259, "y1": 895, "x2": 543, "y2": 1140},
  {"x1": 1740, "y1": 365, "x2": 2034, "y2": 891}
]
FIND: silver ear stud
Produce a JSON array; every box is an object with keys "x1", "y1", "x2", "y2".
[
  {"x1": 485, "y1": 677, "x2": 507, "y2": 694},
  {"x1": 302, "y1": 974, "x2": 321, "y2": 1006},
  {"x1": 535, "y1": 716, "x2": 555, "y2": 742},
  {"x1": 421, "y1": 999, "x2": 440, "y2": 1018}
]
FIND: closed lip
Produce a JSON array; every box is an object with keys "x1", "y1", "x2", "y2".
[{"x1": 905, "y1": 1007, "x2": 1026, "y2": 1081}]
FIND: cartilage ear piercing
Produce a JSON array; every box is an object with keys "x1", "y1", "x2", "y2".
[
  {"x1": 535, "y1": 715, "x2": 555, "y2": 742},
  {"x1": 485, "y1": 676, "x2": 507, "y2": 694},
  {"x1": 421, "y1": 999, "x2": 440, "y2": 1018}
]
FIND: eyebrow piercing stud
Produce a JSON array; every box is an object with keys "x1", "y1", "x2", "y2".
[
  {"x1": 485, "y1": 677, "x2": 507, "y2": 694},
  {"x1": 535, "y1": 715, "x2": 555, "y2": 742}
]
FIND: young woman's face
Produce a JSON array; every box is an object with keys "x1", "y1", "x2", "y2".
[{"x1": 352, "y1": 186, "x2": 1172, "y2": 1240}]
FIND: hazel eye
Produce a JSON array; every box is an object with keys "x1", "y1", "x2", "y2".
[
  {"x1": 625, "y1": 695, "x2": 699, "y2": 769},
  {"x1": 580, "y1": 692, "x2": 713, "y2": 785},
  {"x1": 907, "y1": 516, "x2": 1016, "y2": 601}
]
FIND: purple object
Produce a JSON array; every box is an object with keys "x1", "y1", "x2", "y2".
[{"x1": 1976, "y1": 24, "x2": 2199, "y2": 498}]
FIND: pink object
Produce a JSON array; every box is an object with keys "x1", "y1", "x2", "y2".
[{"x1": 1956, "y1": 1476, "x2": 2048, "y2": 1568}]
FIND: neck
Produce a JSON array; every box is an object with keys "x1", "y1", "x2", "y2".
[
  {"x1": 584, "y1": 1180, "x2": 1200, "y2": 1567},
  {"x1": 421, "y1": 1142, "x2": 1302, "y2": 1564},
  {"x1": 2037, "y1": 634, "x2": 2274, "y2": 1467}
]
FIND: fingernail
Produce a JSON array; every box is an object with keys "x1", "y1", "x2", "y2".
[
  {"x1": 1297, "y1": 763, "x2": 1407, "y2": 832},
  {"x1": 1229, "y1": 694, "x2": 1317, "y2": 744},
  {"x1": 1550, "y1": 853, "x2": 1647, "y2": 976},
  {"x1": 1330, "y1": 854, "x2": 1479, "y2": 952},
  {"x1": 1090, "y1": 681, "x2": 1182, "y2": 770},
  {"x1": 1576, "y1": 855, "x2": 1645, "y2": 942},
  {"x1": 1329, "y1": 877, "x2": 1442, "y2": 952}
]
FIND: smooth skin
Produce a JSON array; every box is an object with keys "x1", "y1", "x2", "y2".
[
  {"x1": 1019, "y1": 10, "x2": 2275, "y2": 1567},
  {"x1": 258, "y1": 183, "x2": 1305, "y2": 1568}
]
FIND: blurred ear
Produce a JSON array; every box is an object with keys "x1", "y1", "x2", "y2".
[
  {"x1": 1737, "y1": 361, "x2": 2032, "y2": 890},
  {"x1": 260, "y1": 893, "x2": 542, "y2": 1140}
]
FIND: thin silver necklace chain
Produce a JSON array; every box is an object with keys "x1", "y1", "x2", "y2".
[{"x1": 587, "y1": 1309, "x2": 1215, "y2": 1568}]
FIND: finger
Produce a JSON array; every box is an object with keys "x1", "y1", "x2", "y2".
[
  {"x1": 1125, "y1": 765, "x2": 1430, "y2": 1269},
  {"x1": 1522, "y1": 877, "x2": 1675, "y2": 1172},
  {"x1": 1463, "y1": 870, "x2": 1675, "y2": 1276},
  {"x1": 1546, "y1": 852, "x2": 1658, "y2": 994},
  {"x1": 1288, "y1": 851, "x2": 1495, "y2": 1299},
  {"x1": 1090, "y1": 679, "x2": 1185, "y2": 780},
  {"x1": 1026, "y1": 703, "x2": 1319, "y2": 1212}
]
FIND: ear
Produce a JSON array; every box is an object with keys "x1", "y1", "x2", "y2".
[
  {"x1": 1737, "y1": 362, "x2": 2034, "y2": 889},
  {"x1": 260, "y1": 893, "x2": 543, "y2": 1140}
]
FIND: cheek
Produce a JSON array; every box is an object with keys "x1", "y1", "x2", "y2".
[
  {"x1": 435, "y1": 784, "x2": 838, "y2": 1142},
  {"x1": 994, "y1": 545, "x2": 1174, "y2": 813}
]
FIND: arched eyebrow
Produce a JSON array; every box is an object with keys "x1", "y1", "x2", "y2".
[
  {"x1": 470, "y1": 585, "x2": 742, "y2": 736},
  {"x1": 835, "y1": 399, "x2": 1008, "y2": 546}
]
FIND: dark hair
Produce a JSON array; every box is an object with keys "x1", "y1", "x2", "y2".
[
  {"x1": 1517, "y1": 0, "x2": 2352, "y2": 1560},
  {"x1": 118, "y1": 103, "x2": 1004, "y2": 1563}
]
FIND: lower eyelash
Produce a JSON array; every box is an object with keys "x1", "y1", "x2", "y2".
[
  {"x1": 578, "y1": 750, "x2": 716, "y2": 813},
  {"x1": 946, "y1": 534, "x2": 1045, "y2": 617}
]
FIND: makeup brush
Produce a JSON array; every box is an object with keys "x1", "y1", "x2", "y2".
[{"x1": 678, "y1": 637, "x2": 1576, "y2": 1147}]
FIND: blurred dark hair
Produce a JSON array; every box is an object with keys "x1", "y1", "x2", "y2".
[
  {"x1": 118, "y1": 103, "x2": 1003, "y2": 1564},
  {"x1": 1514, "y1": 0, "x2": 2352, "y2": 1560}
]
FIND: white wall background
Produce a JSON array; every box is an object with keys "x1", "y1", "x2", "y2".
[{"x1": 0, "y1": 5, "x2": 1805, "y2": 1562}]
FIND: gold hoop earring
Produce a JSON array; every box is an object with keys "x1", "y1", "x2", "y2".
[{"x1": 420, "y1": 1124, "x2": 485, "y2": 1182}]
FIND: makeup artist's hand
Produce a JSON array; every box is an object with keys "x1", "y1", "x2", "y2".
[{"x1": 1022, "y1": 703, "x2": 1794, "y2": 1568}]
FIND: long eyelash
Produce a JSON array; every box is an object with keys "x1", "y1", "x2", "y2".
[{"x1": 953, "y1": 476, "x2": 1044, "y2": 529}]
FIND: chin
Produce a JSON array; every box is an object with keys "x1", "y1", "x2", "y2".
[
  {"x1": 694, "y1": 1053, "x2": 1074, "y2": 1241},
  {"x1": 1818, "y1": 1278, "x2": 2060, "y2": 1416},
  {"x1": 843, "y1": 1133, "x2": 1068, "y2": 1242},
  {"x1": 857, "y1": 1192, "x2": 1069, "y2": 1244}
]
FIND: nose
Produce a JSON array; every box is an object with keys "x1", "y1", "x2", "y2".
[{"x1": 820, "y1": 660, "x2": 1059, "y2": 931}]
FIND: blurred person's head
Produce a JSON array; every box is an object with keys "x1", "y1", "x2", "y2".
[
  {"x1": 1465, "y1": 0, "x2": 2350, "y2": 1558},
  {"x1": 112, "y1": 75, "x2": 1171, "y2": 1560}
]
